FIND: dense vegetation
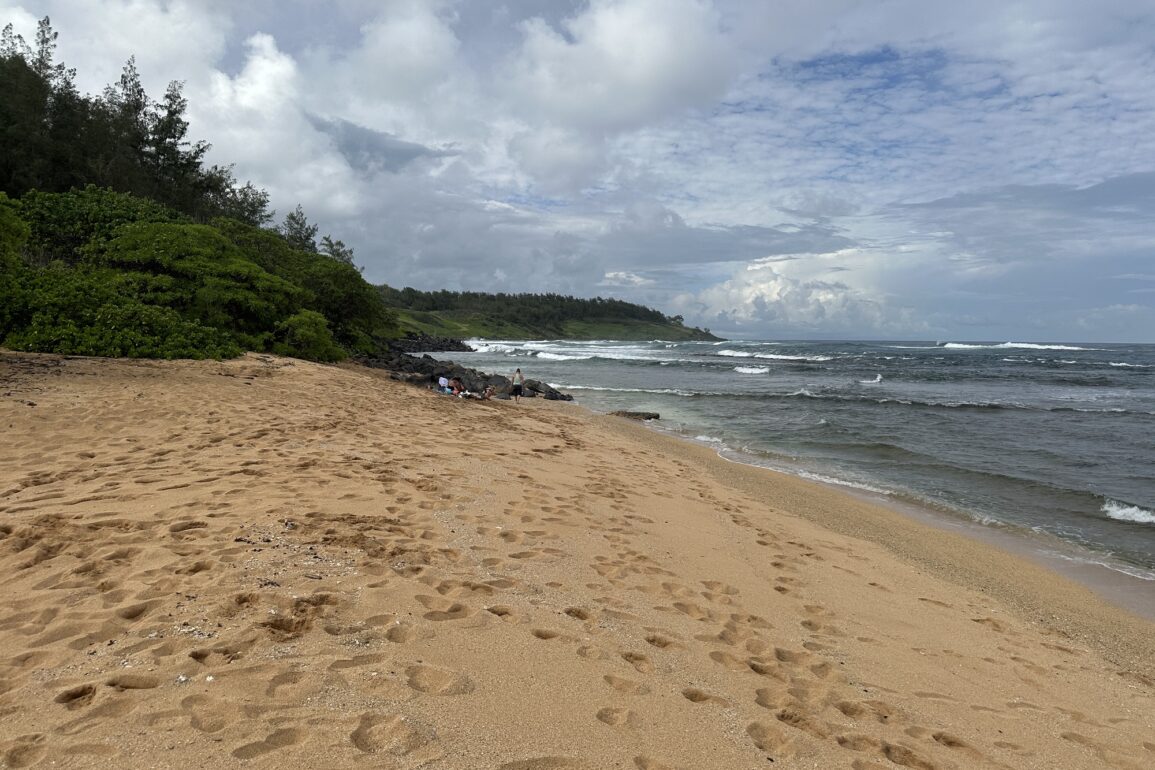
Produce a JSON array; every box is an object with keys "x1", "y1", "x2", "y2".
[
  {"x1": 0, "y1": 18, "x2": 397, "y2": 361},
  {"x1": 1, "y1": 17, "x2": 714, "y2": 361},
  {"x1": 378, "y1": 287, "x2": 718, "y2": 341}
]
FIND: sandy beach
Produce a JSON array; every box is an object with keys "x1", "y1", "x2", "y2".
[{"x1": 1, "y1": 351, "x2": 1152, "y2": 770}]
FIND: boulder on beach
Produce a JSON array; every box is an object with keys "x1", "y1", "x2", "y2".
[{"x1": 609, "y1": 410, "x2": 660, "y2": 421}]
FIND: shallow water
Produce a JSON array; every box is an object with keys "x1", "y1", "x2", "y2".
[{"x1": 440, "y1": 339, "x2": 1155, "y2": 582}]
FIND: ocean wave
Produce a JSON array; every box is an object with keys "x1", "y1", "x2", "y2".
[
  {"x1": 1110, "y1": 362, "x2": 1152, "y2": 368},
  {"x1": 942, "y1": 342, "x2": 1097, "y2": 351},
  {"x1": 1047, "y1": 551, "x2": 1155, "y2": 582},
  {"x1": 534, "y1": 352, "x2": 593, "y2": 361},
  {"x1": 468, "y1": 342, "x2": 522, "y2": 354},
  {"x1": 717, "y1": 349, "x2": 833, "y2": 362},
  {"x1": 563, "y1": 384, "x2": 707, "y2": 397},
  {"x1": 858, "y1": 374, "x2": 883, "y2": 384},
  {"x1": 1102, "y1": 500, "x2": 1155, "y2": 525},
  {"x1": 734, "y1": 366, "x2": 770, "y2": 374},
  {"x1": 795, "y1": 470, "x2": 892, "y2": 495}
]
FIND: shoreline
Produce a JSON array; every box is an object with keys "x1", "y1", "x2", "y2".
[
  {"x1": 588, "y1": 409, "x2": 1155, "y2": 675},
  {"x1": 564, "y1": 396, "x2": 1155, "y2": 624},
  {"x1": 2, "y1": 351, "x2": 1152, "y2": 768},
  {"x1": 712, "y1": 436, "x2": 1155, "y2": 623}
]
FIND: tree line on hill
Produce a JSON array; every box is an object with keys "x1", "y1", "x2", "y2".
[{"x1": 377, "y1": 286, "x2": 710, "y2": 338}]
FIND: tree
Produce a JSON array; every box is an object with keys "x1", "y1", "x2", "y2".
[
  {"x1": 215, "y1": 178, "x2": 273, "y2": 227},
  {"x1": 1, "y1": 23, "x2": 32, "y2": 60},
  {"x1": 320, "y1": 234, "x2": 356, "y2": 267},
  {"x1": 280, "y1": 204, "x2": 317, "y2": 252},
  {"x1": 147, "y1": 80, "x2": 210, "y2": 209}
]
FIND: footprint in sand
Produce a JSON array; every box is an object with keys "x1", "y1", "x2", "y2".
[
  {"x1": 746, "y1": 722, "x2": 794, "y2": 757},
  {"x1": 485, "y1": 605, "x2": 519, "y2": 623},
  {"x1": 54, "y1": 683, "x2": 97, "y2": 710},
  {"x1": 349, "y1": 712, "x2": 442, "y2": 760},
  {"x1": 620, "y1": 652, "x2": 653, "y2": 674},
  {"x1": 497, "y1": 758, "x2": 590, "y2": 769},
  {"x1": 415, "y1": 595, "x2": 474, "y2": 621},
  {"x1": 644, "y1": 633, "x2": 678, "y2": 650},
  {"x1": 231, "y1": 727, "x2": 307, "y2": 759},
  {"x1": 633, "y1": 757, "x2": 676, "y2": 770},
  {"x1": 773, "y1": 704, "x2": 830, "y2": 738},
  {"x1": 405, "y1": 664, "x2": 475, "y2": 695},
  {"x1": 682, "y1": 687, "x2": 726, "y2": 706},
  {"x1": 596, "y1": 707, "x2": 641, "y2": 728},
  {"x1": 104, "y1": 674, "x2": 159, "y2": 691},
  {"x1": 1, "y1": 734, "x2": 47, "y2": 769},
  {"x1": 603, "y1": 674, "x2": 650, "y2": 695}
]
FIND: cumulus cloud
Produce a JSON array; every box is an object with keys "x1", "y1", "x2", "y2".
[
  {"x1": 507, "y1": 0, "x2": 736, "y2": 132},
  {"x1": 670, "y1": 263, "x2": 925, "y2": 338}
]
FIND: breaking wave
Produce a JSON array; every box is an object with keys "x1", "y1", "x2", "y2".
[
  {"x1": 941, "y1": 342, "x2": 1097, "y2": 351},
  {"x1": 1103, "y1": 500, "x2": 1155, "y2": 525},
  {"x1": 718, "y1": 349, "x2": 833, "y2": 362}
]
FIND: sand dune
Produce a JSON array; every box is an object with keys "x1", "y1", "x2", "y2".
[{"x1": 1, "y1": 351, "x2": 1152, "y2": 769}]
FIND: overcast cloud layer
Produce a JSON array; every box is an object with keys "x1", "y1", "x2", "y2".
[{"x1": 5, "y1": 0, "x2": 1154, "y2": 341}]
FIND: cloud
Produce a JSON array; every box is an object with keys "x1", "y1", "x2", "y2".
[
  {"x1": 507, "y1": 0, "x2": 736, "y2": 133},
  {"x1": 306, "y1": 115, "x2": 457, "y2": 174},
  {"x1": 670, "y1": 263, "x2": 926, "y2": 338}
]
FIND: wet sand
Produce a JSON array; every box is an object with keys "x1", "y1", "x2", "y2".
[{"x1": 1, "y1": 351, "x2": 1152, "y2": 769}]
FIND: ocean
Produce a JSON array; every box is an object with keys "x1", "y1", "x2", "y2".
[{"x1": 439, "y1": 339, "x2": 1155, "y2": 588}]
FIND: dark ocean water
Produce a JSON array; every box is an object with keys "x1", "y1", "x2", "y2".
[{"x1": 442, "y1": 339, "x2": 1155, "y2": 581}]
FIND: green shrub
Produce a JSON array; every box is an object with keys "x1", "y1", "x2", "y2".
[
  {"x1": 0, "y1": 192, "x2": 30, "y2": 338},
  {"x1": 2, "y1": 264, "x2": 239, "y2": 358},
  {"x1": 85, "y1": 221, "x2": 305, "y2": 338},
  {"x1": 18, "y1": 186, "x2": 182, "y2": 265},
  {"x1": 273, "y1": 310, "x2": 345, "y2": 362},
  {"x1": 214, "y1": 216, "x2": 399, "y2": 350}
]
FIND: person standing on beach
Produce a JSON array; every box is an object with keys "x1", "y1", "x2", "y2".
[{"x1": 510, "y1": 368, "x2": 525, "y2": 403}]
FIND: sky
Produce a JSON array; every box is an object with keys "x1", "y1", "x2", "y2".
[{"x1": 4, "y1": 0, "x2": 1155, "y2": 342}]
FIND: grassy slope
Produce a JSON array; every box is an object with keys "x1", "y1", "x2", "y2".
[{"x1": 394, "y1": 310, "x2": 719, "y2": 341}]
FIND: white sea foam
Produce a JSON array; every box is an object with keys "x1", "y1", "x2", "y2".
[
  {"x1": 796, "y1": 470, "x2": 892, "y2": 495},
  {"x1": 1103, "y1": 500, "x2": 1155, "y2": 525},
  {"x1": 734, "y1": 366, "x2": 770, "y2": 374},
  {"x1": 467, "y1": 342, "x2": 521, "y2": 354},
  {"x1": 535, "y1": 352, "x2": 593, "y2": 361},
  {"x1": 858, "y1": 374, "x2": 883, "y2": 384},
  {"x1": 717, "y1": 350, "x2": 832, "y2": 362},
  {"x1": 1110, "y1": 362, "x2": 1152, "y2": 368},
  {"x1": 562, "y1": 385, "x2": 705, "y2": 397},
  {"x1": 942, "y1": 342, "x2": 1096, "y2": 351}
]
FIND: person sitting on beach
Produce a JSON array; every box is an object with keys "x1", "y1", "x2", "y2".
[
  {"x1": 449, "y1": 377, "x2": 465, "y2": 396},
  {"x1": 437, "y1": 376, "x2": 452, "y2": 394}
]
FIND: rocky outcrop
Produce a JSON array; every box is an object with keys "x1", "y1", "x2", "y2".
[
  {"x1": 386, "y1": 333, "x2": 474, "y2": 354},
  {"x1": 354, "y1": 349, "x2": 573, "y2": 401},
  {"x1": 609, "y1": 411, "x2": 660, "y2": 421}
]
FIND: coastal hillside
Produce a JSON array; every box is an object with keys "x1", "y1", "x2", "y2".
[{"x1": 379, "y1": 286, "x2": 720, "y2": 341}]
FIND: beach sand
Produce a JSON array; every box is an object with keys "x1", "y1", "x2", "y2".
[{"x1": 1, "y1": 351, "x2": 1152, "y2": 769}]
